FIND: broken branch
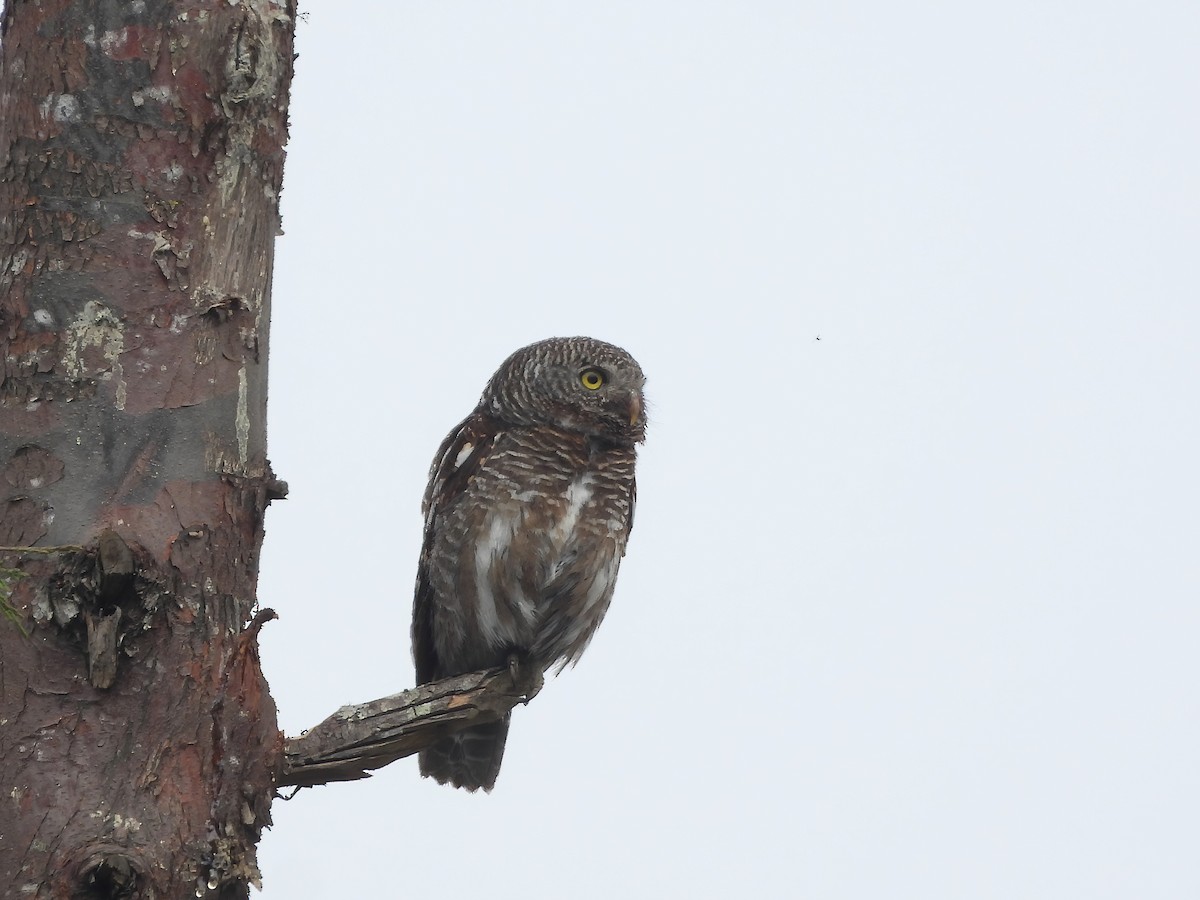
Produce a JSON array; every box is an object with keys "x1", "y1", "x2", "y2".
[{"x1": 279, "y1": 665, "x2": 543, "y2": 789}]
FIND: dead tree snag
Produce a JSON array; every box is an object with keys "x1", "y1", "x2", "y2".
[{"x1": 0, "y1": 1, "x2": 295, "y2": 896}]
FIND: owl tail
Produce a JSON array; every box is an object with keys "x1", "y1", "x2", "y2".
[{"x1": 419, "y1": 715, "x2": 510, "y2": 792}]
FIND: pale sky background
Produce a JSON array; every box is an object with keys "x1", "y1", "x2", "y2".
[{"x1": 256, "y1": 3, "x2": 1199, "y2": 898}]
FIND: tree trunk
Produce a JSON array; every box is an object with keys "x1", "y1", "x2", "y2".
[{"x1": 0, "y1": 2, "x2": 295, "y2": 897}]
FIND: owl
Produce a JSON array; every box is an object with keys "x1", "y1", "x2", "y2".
[{"x1": 411, "y1": 336, "x2": 646, "y2": 791}]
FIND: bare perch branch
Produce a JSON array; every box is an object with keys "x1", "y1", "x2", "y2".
[{"x1": 279, "y1": 665, "x2": 543, "y2": 789}]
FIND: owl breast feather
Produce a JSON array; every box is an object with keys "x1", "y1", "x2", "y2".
[{"x1": 454, "y1": 432, "x2": 631, "y2": 672}]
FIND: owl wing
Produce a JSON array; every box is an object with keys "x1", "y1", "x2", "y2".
[{"x1": 411, "y1": 410, "x2": 501, "y2": 685}]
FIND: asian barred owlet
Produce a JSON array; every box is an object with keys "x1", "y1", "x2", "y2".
[{"x1": 411, "y1": 336, "x2": 646, "y2": 791}]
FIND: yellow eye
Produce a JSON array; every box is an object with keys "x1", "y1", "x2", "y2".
[{"x1": 580, "y1": 369, "x2": 605, "y2": 390}]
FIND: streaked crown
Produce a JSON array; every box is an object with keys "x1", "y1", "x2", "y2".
[{"x1": 479, "y1": 336, "x2": 646, "y2": 444}]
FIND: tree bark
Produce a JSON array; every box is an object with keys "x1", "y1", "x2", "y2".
[{"x1": 0, "y1": 2, "x2": 295, "y2": 897}]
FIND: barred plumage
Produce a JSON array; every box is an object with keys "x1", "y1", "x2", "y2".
[{"x1": 412, "y1": 337, "x2": 646, "y2": 791}]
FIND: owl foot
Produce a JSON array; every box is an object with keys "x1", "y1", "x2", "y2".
[{"x1": 506, "y1": 652, "x2": 544, "y2": 704}]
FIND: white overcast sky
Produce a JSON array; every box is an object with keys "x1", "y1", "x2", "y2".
[{"x1": 256, "y1": 3, "x2": 1199, "y2": 897}]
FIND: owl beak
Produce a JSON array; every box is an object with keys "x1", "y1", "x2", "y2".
[{"x1": 628, "y1": 391, "x2": 642, "y2": 427}]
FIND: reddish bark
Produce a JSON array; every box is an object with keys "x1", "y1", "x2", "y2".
[{"x1": 0, "y1": 1, "x2": 295, "y2": 897}]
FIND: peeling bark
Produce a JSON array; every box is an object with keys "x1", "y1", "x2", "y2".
[{"x1": 0, "y1": 2, "x2": 296, "y2": 897}]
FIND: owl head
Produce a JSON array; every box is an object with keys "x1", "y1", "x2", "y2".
[{"x1": 480, "y1": 336, "x2": 646, "y2": 445}]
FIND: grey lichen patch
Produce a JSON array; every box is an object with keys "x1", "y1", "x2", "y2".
[
  {"x1": 53, "y1": 594, "x2": 81, "y2": 627},
  {"x1": 27, "y1": 577, "x2": 83, "y2": 628},
  {"x1": 130, "y1": 85, "x2": 176, "y2": 108},
  {"x1": 29, "y1": 585, "x2": 53, "y2": 624},
  {"x1": 406, "y1": 701, "x2": 437, "y2": 721},
  {"x1": 7, "y1": 247, "x2": 32, "y2": 277},
  {"x1": 62, "y1": 300, "x2": 126, "y2": 400},
  {"x1": 38, "y1": 93, "x2": 82, "y2": 124}
]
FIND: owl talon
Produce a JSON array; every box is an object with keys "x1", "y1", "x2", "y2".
[{"x1": 506, "y1": 653, "x2": 544, "y2": 704}]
